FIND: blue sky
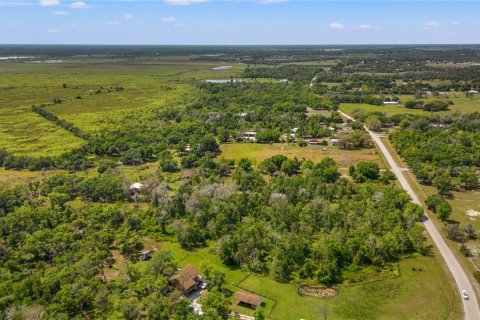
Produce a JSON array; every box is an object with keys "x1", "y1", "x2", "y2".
[{"x1": 0, "y1": 0, "x2": 478, "y2": 44}]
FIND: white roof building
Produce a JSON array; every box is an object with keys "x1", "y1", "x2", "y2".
[{"x1": 130, "y1": 183, "x2": 144, "y2": 191}]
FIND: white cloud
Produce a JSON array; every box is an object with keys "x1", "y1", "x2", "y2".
[
  {"x1": 259, "y1": 0, "x2": 287, "y2": 4},
  {"x1": 124, "y1": 13, "x2": 134, "y2": 19},
  {"x1": 424, "y1": 21, "x2": 441, "y2": 27},
  {"x1": 358, "y1": 24, "x2": 376, "y2": 30},
  {"x1": 106, "y1": 21, "x2": 120, "y2": 26},
  {"x1": 329, "y1": 22, "x2": 346, "y2": 30},
  {"x1": 0, "y1": 1, "x2": 34, "y2": 6},
  {"x1": 52, "y1": 10, "x2": 68, "y2": 15},
  {"x1": 39, "y1": 0, "x2": 60, "y2": 6},
  {"x1": 423, "y1": 21, "x2": 442, "y2": 32},
  {"x1": 47, "y1": 28, "x2": 62, "y2": 33},
  {"x1": 450, "y1": 21, "x2": 460, "y2": 27},
  {"x1": 165, "y1": 0, "x2": 207, "y2": 6},
  {"x1": 69, "y1": 1, "x2": 87, "y2": 9},
  {"x1": 162, "y1": 16, "x2": 176, "y2": 23}
]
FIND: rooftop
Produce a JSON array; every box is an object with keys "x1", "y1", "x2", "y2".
[{"x1": 235, "y1": 291, "x2": 262, "y2": 307}]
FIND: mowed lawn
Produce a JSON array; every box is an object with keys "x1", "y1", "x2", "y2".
[
  {"x1": 143, "y1": 241, "x2": 460, "y2": 320},
  {"x1": 219, "y1": 143, "x2": 385, "y2": 169},
  {"x1": 239, "y1": 254, "x2": 461, "y2": 320}
]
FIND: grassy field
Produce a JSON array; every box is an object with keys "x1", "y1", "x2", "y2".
[
  {"x1": 0, "y1": 168, "x2": 54, "y2": 188},
  {"x1": 134, "y1": 240, "x2": 461, "y2": 320},
  {"x1": 340, "y1": 94, "x2": 480, "y2": 117},
  {"x1": 341, "y1": 103, "x2": 428, "y2": 117},
  {"x1": 238, "y1": 254, "x2": 461, "y2": 320},
  {"x1": 219, "y1": 143, "x2": 385, "y2": 169},
  {"x1": 0, "y1": 57, "x2": 244, "y2": 156}
]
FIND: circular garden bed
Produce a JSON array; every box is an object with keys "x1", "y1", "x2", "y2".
[{"x1": 297, "y1": 285, "x2": 338, "y2": 298}]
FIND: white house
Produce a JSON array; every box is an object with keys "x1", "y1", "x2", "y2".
[
  {"x1": 243, "y1": 131, "x2": 257, "y2": 142},
  {"x1": 383, "y1": 101, "x2": 399, "y2": 105},
  {"x1": 129, "y1": 183, "x2": 144, "y2": 194}
]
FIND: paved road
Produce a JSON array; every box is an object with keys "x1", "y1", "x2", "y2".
[{"x1": 339, "y1": 110, "x2": 480, "y2": 320}]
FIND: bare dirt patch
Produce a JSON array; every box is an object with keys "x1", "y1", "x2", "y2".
[
  {"x1": 212, "y1": 66, "x2": 232, "y2": 70},
  {"x1": 297, "y1": 285, "x2": 338, "y2": 298},
  {"x1": 102, "y1": 250, "x2": 127, "y2": 282}
]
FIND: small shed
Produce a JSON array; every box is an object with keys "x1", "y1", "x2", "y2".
[{"x1": 234, "y1": 291, "x2": 263, "y2": 309}]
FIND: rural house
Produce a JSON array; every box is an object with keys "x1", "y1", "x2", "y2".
[
  {"x1": 171, "y1": 264, "x2": 202, "y2": 295},
  {"x1": 129, "y1": 182, "x2": 144, "y2": 194},
  {"x1": 234, "y1": 291, "x2": 263, "y2": 309},
  {"x1": 181, "y1": 171, "x2": 195, "y2": 180},
  {"x1": 242, "y1": 131, "x2": 257, "y2": 142}
]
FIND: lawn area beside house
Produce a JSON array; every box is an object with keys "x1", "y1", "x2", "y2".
[
  {"x1": 143, "y1": 241, "x2": 460, "y2": 320},
  {"x1": 158, "y1": 241, "x2": 249, "y2": 285},
  {"x1": 237, "y1": 254, "x2": 461, "y2": 320}
]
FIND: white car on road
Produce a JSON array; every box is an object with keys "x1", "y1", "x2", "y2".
[{"x1": 462, "y1": 290, "x2": 469, "y2": 300}]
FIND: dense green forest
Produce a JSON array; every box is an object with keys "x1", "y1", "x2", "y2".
[
  {"x1": 0, "y1": 155, "x2": 426, "y2": 319},
  {"x1": 390, "y1": 113, "x2": 480, "y2": 195}
]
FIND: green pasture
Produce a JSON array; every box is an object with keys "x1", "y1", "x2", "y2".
[
  {"x1": 0, "y1": 57, "x2": 244, "y2": 156},
  {"x1": 340, "y1": 94, "x2": 480, "y2": 117}
]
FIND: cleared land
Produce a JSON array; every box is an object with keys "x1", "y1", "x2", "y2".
[
  {"x1": 219, "y1": 143, "x2": 385, "y2": 169},
  {"x1": 340, "y1": 95, "x2": 480, "y2": 117}
]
